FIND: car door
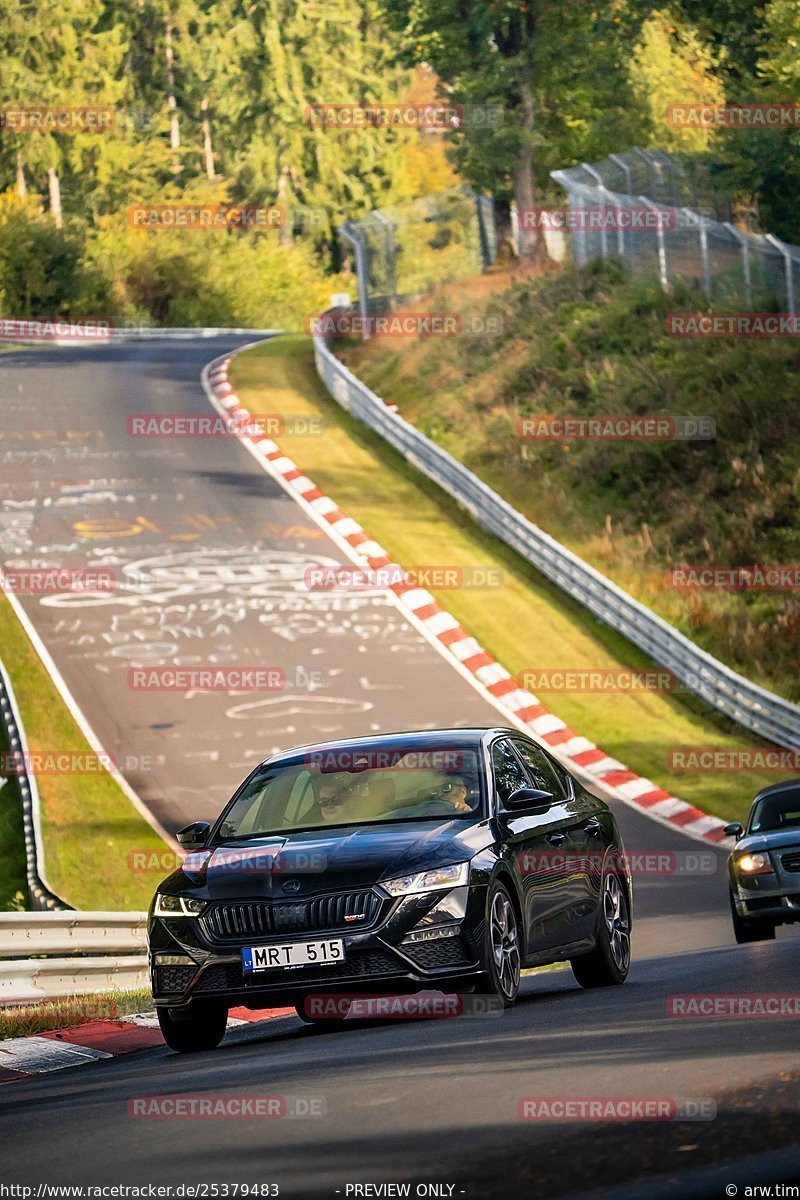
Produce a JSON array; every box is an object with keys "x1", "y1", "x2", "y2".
[
  {"x1": 491, "y1": 736, "x2": 579, "y2": 956},
  {"x1": 511, "y1": 737, "x2": 602, "y2": 944}
]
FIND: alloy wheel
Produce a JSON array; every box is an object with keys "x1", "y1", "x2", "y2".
[
  {"x1": 490, "y1": 889, "x2": 521, "y2": 1000},
  {"x1": 603, "y1": 874, "x2": 631, "y2": 973}
]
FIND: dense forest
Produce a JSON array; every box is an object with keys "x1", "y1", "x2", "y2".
[{"x1": 1, "y1": 0, "x2": 799, "y2": 325}]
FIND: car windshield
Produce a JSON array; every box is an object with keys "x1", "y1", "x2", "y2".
[
  {"x1": 749, "y1": 790, "x2": 800, "y2": 834},
  {"x1": 212, "y1": 743, "x2": 484, "y2": 840}
]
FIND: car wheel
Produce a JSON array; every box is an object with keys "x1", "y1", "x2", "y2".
[
  {"x1": 571, "y1": 872, "x2": 631, "y2": 988},
  {"x1": 157, "y1": 1000, "x2": 228, "y2": 1052},
  {"x1": 483, "y1": 882, "x2": 521, "y2": 1007},
  {"x1": 729, "y1": 890, "x2": 776, "y2": 944},
  {"x1": 295, "y1": 998, "x2": 352, "y2": 1026}
]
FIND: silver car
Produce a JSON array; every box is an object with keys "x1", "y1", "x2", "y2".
[{"x1": 726, "y1": 779, "x2": 800, "y2": 943}]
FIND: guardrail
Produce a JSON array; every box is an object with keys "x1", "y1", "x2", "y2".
[
  {"x1": 0, "y1": 657, "x2": 70, "y2": 911},
  {"x1": 3, "y1": 326, "x2": 280, "y2": 344},
  {"x1": 313, "y1": 333, "x2": 800, "y2": 751},
  {"x1": 0, "y1": 912, "x2": 148, "y2": 1005}
]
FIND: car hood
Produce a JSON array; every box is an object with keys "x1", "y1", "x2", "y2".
[
  {"x1": 165, "y1": 818, "x2": 494, "y2": 900},
  {"x1": 732, "y1": 828, "x2": 800, "y2": 855}
]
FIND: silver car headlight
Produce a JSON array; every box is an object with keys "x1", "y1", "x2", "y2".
[
  {"x1": 735, "y1": 852, "x2": 773, "y2": 876},
  {"x1": 154, "y1": 893, "x2": 205, "y2": 917},
  {"x1": 380, "y1": 862, "x2": 469, "y2": 897}
]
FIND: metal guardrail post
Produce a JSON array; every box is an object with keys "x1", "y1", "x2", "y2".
[
  {"x1": 581, "y1": 164, "x2": 608, "y2": 261},
  {"x1": 640, "y1": 197, "x2": 669, "y2": 290},
  {"x1": 698, "y1": 214, "x2": 712, "y2": 300},
  {"x1": 339, "y1": 221, "x2": 371, "y2": 339},
  {"x1": 724, "y1": 222, "x2": 753, "y2": 309},
  {"x1": 373, "y1": 211, "x2": 398, "y2": 303},
  {"x1": 766, "y1": 234, "x2": 796, "y2": 313}
]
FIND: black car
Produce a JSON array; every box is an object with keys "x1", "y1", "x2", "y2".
[
  {"x1": 725, "y1": 778, "x2": 800, "y2": 943},
  {"x1": 149, "y1": 727, "x2": 633, "y2": 1051}
]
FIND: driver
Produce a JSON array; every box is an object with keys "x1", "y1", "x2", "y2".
[
  {"x1": 314, "y1": 778, "x2": 348, "y2": 824},
  {"x1": 434, "y1": 776, "x2": 472, "y2": 813}
]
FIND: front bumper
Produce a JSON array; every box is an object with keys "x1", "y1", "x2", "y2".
[
  {"x1": 148, "y1": 885, "x2": 485, "y2": 1009},
  {"x1": 731, "y1": 874, "x2": 800, "y2": 924}
]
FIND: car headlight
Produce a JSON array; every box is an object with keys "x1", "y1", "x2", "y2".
[
  {"x1": 380, "y1": 862, "x2": 469, "y2": 897},
  {"x1": 736, "y1": 852, "x2": 773, "y2": 875},
  {"x1": 154, "y1": 893, "x2": 205, "y2": 917}
]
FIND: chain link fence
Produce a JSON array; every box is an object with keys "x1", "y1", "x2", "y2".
[
  {"x1": 549, "y1": 147, "x2": 800, "y2": 312},
  {"x1": 339, "y1": 188, "x2": 496, "y2": 327}
]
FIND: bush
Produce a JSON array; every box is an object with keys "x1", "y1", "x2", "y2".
[{"x1": 0, "y1": 191, "x2": 111, "y2": 317}]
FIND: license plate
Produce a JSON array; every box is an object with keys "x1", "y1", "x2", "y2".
[{"x1": 242, "y1": 939, "x2": 345, "y2": 972}]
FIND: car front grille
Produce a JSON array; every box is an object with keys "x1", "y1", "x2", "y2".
[
  {"x1": 192, "y1": 949, "x2": 403, "y2": 994},
  {"x1": 781, "y1": 851, "x2": 800, "y2": 872},
  {"x1": 202, "y1": 890, "x2": 384, "y2": 943}
]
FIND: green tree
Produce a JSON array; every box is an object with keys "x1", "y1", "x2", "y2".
[{"x1": 628, "y1": 10, "x2": 725, "y2": 153}]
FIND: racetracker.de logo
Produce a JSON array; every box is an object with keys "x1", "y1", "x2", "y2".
[
  {"x1": 518, "y1": 668, "x2": 678, "y2": 693},
  {"x1": 519, "y1": 206, "x2": 678, "y2": 231},
  {"x1": 0, "y1": 318, "x2": 114, "y2": 340},
  {"x1": 0, "y1": 750, "x2": 115, "y2": 776},
  {"x1": 303, "y1": 565, "x2": 503, "y2": 591},
  {"x1": 516, "y1": 415, "x2": 715, "y2": 441},
  {"x1": 517, "y1": 1097, "x2": 716, "y2": 1121},
  {"x1": 0, "y1": 107, "x2": 115, "y2": 132},
  {"x1": 306, "y1": 312, "x2": 503, "y2": 338},
  {"x1": 667, "y1": 747, "x2": 800, "y2": 773},
  {"x1": 666, "y1": 313, "x2": 800, "y2": 337},
  {"x1": 0, "y1": 568, "x2": 116, "y2": 594},
  {"x1": 302, "y1": 748, "x2": 464, "y2": 771},
  {"x1": 127, "y1": 205, "x2": 286, "y2": 230},
  {"x1": 667, "y1": 565, "x2": 800, "y2": 591},
  {"x1": 304, "y1": 102, "x2": 502, "y2": 128},
  {"x1": 127, "y1": 667, "x2": 286, "y2": 691},
  {"x1": 520, "y1": 850, "x2": 716, "y2": 878},
  {"x1": 668, "y1": 994, "x2": 800, "y2": 1018},
  {"x1": 305, "y1": 103, "x2": 460, "y2": 128},
  {"x1": 666, "y1": 103, "x2": 800, "y2": 129},
  {"x1": 126, "y1": 413, "x2": 322, "y2": 438},
  {"x1": 302, "y1": 993, "x2": 504, "y2": 1019},
  {"x1": 127, "y1": 1094, "x2": 326, "y2": 1119}
]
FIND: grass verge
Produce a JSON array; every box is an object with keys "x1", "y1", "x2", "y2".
[
  {"x1": 340, "y1": 263, "x2": 800, "y2": 704},
  {"x1": 0, "y1": 988, "x2": 152, "y2": 1040},
  {"x1": 0, "y1": 593, "x2": 170, "y2": 910},
  {"x1": 231, "y1": 335, "x2": 788, "y2": 825}
]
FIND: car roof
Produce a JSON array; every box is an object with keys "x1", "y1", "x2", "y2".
[
  {"x1": 259, "y1": 727, "x2": 519, "y2": 767},
  {"x1": 752, "y1": 777, "x2": 800, "y2": 803}
]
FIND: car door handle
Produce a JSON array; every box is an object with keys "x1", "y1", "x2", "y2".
[
  {"x1": 585, "y1": 818, "x2": 603, "y2": 837},
  {"x1": 546, "y1": 832, "x2": 566, "y2": 846}
]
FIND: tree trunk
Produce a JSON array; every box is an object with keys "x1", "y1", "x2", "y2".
[
  {"x1": 16, "y1": 153, "x2": 27, "y2": 197},
  {"x1": 276, "y1": 165, "x2": 292, "y2": 247},
  {"x1": 165, "y1": 18, "x2": 180, "y2": 173},
  {"x1": 48, "y1": 166, "x2": 62, "y2": 228},
  {"x1": 513, "y1": 64, "x2": 537, "y2": 260},
  {"x1": 201, "y1": 96, "x2": 215, "y2": 179}
]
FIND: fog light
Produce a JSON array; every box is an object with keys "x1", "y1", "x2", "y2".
[
  {"x1": 402, "y1": 925, "x2": 461, "y2": 945},
  {"x1": 154, "y1": 953, "x2": 195, "y2": 966}
]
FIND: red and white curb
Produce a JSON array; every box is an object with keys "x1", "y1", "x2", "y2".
[
  {"x1": 0, "y1": 1007, "x2": 292, "y2": 1083},
  {"x1": 202, "y1": 351, "x2": 730, "y2": 848}
]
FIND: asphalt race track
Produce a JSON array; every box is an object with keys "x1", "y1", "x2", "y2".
[
  {"x1": 1, "y1": 337, "x2": 799, "y2": 1198},
  {"x1": 0, "y1": 336, "x2": 502, "y2": 832}
]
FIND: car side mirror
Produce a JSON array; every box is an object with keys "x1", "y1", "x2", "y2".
[
  {"x1": 723, "y1": 822, "x2": 744, "y2": 840},
  {"x1": 504, "y1": 787, "x2": 555, "y2": 812},
  {"x1": 176, "y1": 820, "x2": 211, "y2": 850}
]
